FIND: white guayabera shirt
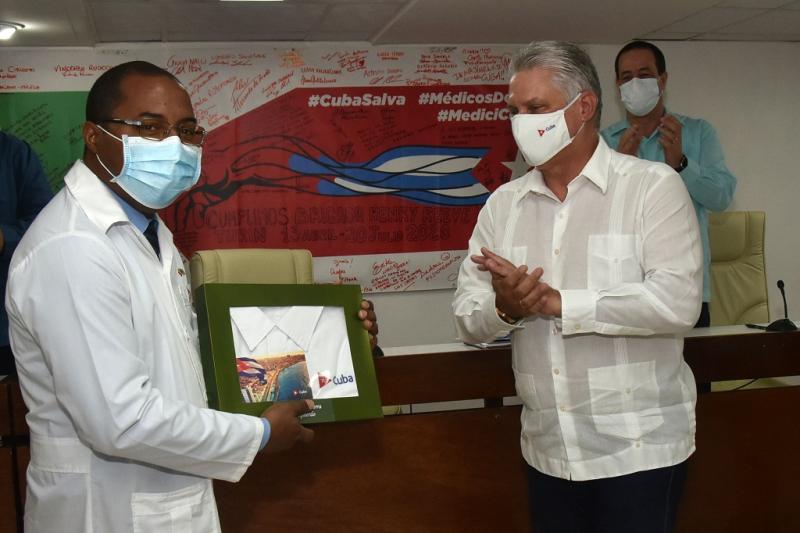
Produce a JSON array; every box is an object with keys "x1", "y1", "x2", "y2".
[
  {"x1": 230, "y1": 306, "x2": 357, "y2": 400},
  {"x1": 453, "y1": 138, "x2": 703, "y2": 481}
]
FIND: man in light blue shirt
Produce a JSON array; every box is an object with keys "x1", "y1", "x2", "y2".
[{"x1": 601, "y1": 41, "x2": 736, "y2": 328}]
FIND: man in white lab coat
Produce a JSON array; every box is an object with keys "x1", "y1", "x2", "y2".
[{"x1": 5, "y1": 61, "x2": 316, "y2": 532}]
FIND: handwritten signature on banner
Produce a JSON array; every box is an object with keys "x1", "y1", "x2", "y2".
[
  {"x1": 0, "y1": 65, "x2": 35, "y2": 81},
  {"x1": 369, "y1": 252, "x2": 463, "y2": 292},
  {"x1": 169, "y1": 53, "x2": 268, "y2": 75},
  {"x1": 232, "y1": 69, "x2": 271, "y2": 112},
  {"x1": 404, "y1": 75, "x2": 447, "y2": 87},
  {"x1": 280, "y1": 50, "x2": 306, "y2": 69},
  {"x1": 6, "y1": 102, "x2": 53, "y2": 144},
  {"x1": 321, "y1": 50, "x2": 368, "y2": 73},
  {"x1": 0, "y1": 84, "x2": 40, "y2": 91},
  {"x1": 262, "y1": 71, "x2": 295, "y2": 99},
  {"x1": 417, "y1": 51, "x2": 458, "y2": 75},
  {"x1": 364, "y1": 69, "x2": 403, "y2": 86},
  {"x1": 171, "y1": 61, "x2": 292, "y2": 126},
  {"x1": 53, "y1": 64, "x2": 112, "y2": 78},
  {"x1": 377, "y1": 50, "x2": 405, "y2": 62},
  {"x1": 329, "y1": 258, "x2": 357, "y2": 283},
  {"x1": 454, "y1": 48, "x2": 512, "y2": 82},
  {"x1": 321, "y1": 252, "x2": 463, "y2": 292}
]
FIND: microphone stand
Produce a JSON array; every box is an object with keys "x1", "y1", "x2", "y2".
[{"x1": 766, "y1": 279, "x2": 797, "y2": 332}]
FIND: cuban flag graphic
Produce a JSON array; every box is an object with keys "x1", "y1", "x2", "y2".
[
  {"x1": 288, "y1": 145, "x2": 491, "y2": 206},
  {"x1": 161, "y1": 83, "x2": 518, "y2": 258},
  {"x1": 173, "y1": 137, "x2": 493, "y2": 225},
  {"x1": 237, "y1": 357, "x2": 266, "y2": 383}
]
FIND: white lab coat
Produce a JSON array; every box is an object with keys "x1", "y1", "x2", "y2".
[{"x1": 5, "y1": 160, "x2": 263, "y2": 532}]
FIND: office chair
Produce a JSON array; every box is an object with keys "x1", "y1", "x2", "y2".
[
  {"x1": 707, "y1": 211, "x2": 786, "y2": 390},
  {"x1": 708, "y1": 211, "x2": 769, "y2": 326},
  {"x1": 189, "y1": 248, "x2": 313, "y2": 293}
]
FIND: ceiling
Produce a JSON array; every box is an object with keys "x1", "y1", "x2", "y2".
[{"x1": 0, "y1": 0, "x2": 799, "y2": 47}]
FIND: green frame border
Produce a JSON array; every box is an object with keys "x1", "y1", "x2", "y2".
[{"x1": 195, "y1": 283, "x2": 382, "y2": 423}]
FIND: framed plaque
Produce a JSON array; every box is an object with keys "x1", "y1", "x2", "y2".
[{"x1": 195, "y1": 283, "x2": 382, "y2": 423}]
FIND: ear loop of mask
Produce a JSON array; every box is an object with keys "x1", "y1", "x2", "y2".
[
  {"x1": 94, "y1": 124, "x2": 124, "y2": 181},
  {"x1": 572, "y1": 119, "x2": 586, "y2": 141},
  {"x1": 567, "y1": 92, "x2": 587, "y2": 142}
]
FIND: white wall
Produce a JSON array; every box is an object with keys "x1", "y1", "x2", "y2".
[{"x1": 377, "y1": 41, "x2": 800, "y2": 348}]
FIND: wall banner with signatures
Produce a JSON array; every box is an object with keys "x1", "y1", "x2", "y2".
[{"x1": 0, "y1": 44, "x2": 524, "y2": 292}]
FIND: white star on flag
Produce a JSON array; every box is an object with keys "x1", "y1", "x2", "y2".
[{"x1": 502, "y1": 150, "x2": 530, "y2": 180}]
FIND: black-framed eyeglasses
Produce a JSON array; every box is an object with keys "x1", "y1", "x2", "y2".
[{"x1": 100, "y1": 118, "x2": 207, "y2": 146}]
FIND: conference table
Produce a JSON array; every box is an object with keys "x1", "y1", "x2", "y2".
[
  {"x1": 226, "y1": 325, "x2": 800, "y2": 532},
  {"x1": 2, "y1": 325, "x2": 800, "y2": 532}
]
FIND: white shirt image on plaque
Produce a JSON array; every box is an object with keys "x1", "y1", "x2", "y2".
[{"x1": 230, "y1": 306, "x2": 358, "y2": 400}]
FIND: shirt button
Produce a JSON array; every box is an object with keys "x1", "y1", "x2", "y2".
[
  {"x1": 625, "y1": 388, "x2": 632, "y2": 394},
  {"x1": 560, "y1": 405, "x2": 567, "y2": 412},
  {"x1": 553, "y1": 368, "x2": 560, "y2": 375},
  {"x1": 635, "y1": 441, "x2": 641, "y2": 448},
  {"x1": 554, "y1": 248, "x2": 560, "y2": 256},
  {"x1": 575, "y1": 324, "x2": 581, "y2": 331}
]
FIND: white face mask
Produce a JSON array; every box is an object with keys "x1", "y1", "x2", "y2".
[
  {"x1": 510, "y1": 93, "x2": 584, "y2": 167},
  {"x1": 619, "y1": 77, "x2": 661, "y2": 117}
]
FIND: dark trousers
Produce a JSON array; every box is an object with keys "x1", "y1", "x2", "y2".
[
  {"x1": 694, "y1": 302, "x2": 710, "y2": 328},
  {"x1": 0, "y1": 344, "x2": 16, "y2": 376},
  {"x1": 527, "y1": 461, "x2": 687, "y2": 533},
  {"x1": 695, "y1": 302, "x2": 711, "y2": 393}
]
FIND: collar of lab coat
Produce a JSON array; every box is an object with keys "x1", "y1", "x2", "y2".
[
  {"x1": 64, "y1": 159, "x2": 174, "y2": 253},
  {"x1": 64, "y1": 160, "x2": 133, "y2": 232},
  {"x1": 230, "y1": 306, "x2": 325, "y2": 353}
]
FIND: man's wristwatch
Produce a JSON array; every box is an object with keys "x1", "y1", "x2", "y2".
[
  {"x1": 496, "y1": 307, "x2": 520, "y2": 325},
  {"x1": 673, "y1": 154, "x2": 688, "y2": 173}
]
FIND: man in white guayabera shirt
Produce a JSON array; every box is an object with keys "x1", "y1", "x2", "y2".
[{"x1": 453, "y1": 41, "x2": 702, "y2": 533}]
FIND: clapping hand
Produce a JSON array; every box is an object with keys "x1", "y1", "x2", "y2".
[{"x1": 472, "y1": 248, "x2": 561, "y2": 319}]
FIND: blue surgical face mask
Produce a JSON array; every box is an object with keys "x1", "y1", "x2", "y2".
[{"x1": 95, "y1": 126, "x2": 202, "y2": 209}]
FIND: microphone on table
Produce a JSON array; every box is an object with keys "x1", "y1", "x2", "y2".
[{"x1": 766, "y1": 280, "x2": 797, "y2": 332}]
